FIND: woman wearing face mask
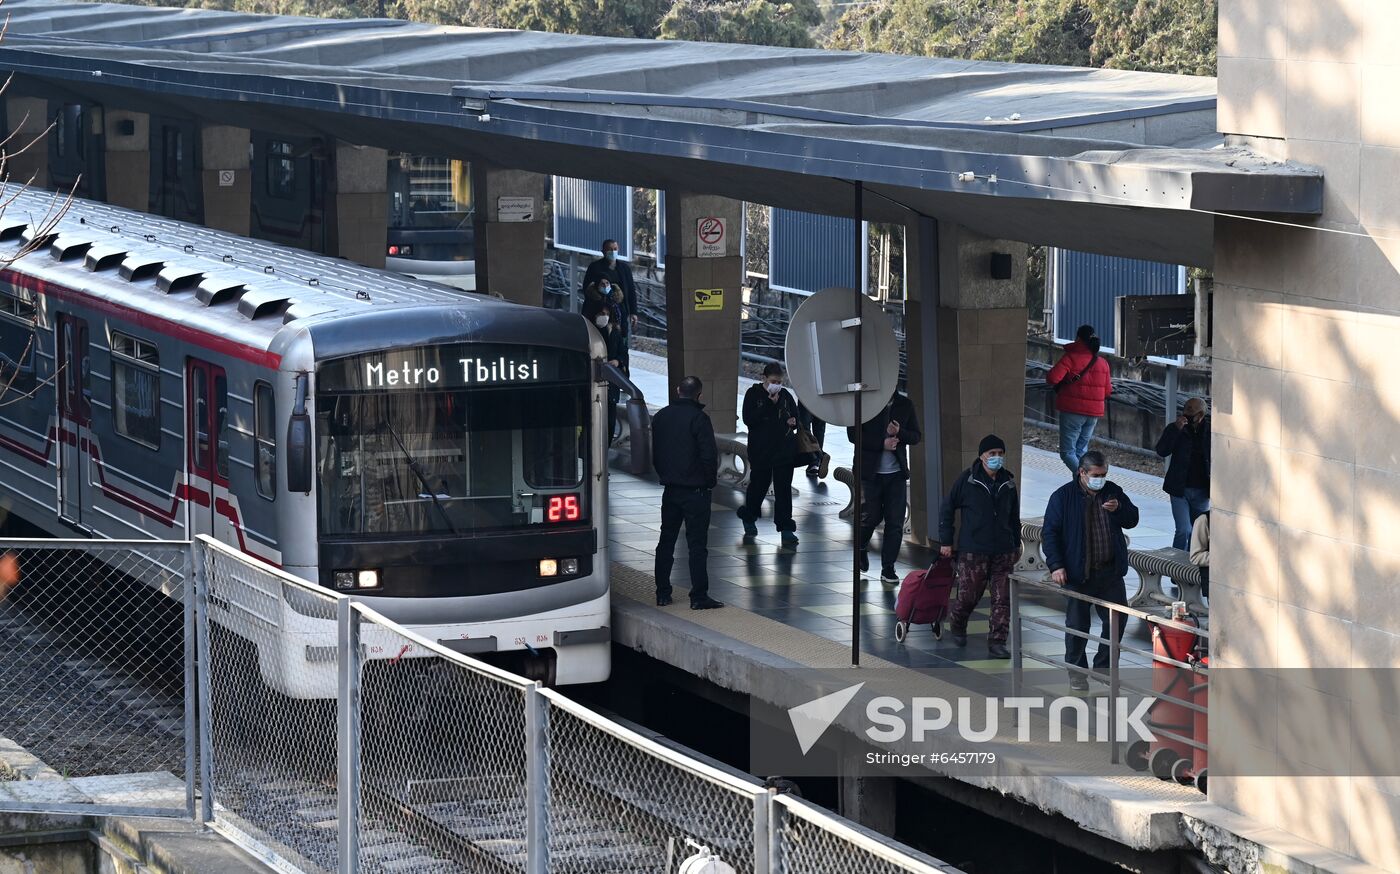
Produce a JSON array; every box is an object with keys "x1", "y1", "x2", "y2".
[
  {"x1": 738, "y1": 363, "x2": 800, "y2": 546},
  {"x1": 583, "y1": 299, "x2": 628, "y2": 444}
]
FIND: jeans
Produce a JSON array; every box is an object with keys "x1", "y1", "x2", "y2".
[
  {"x1": 1170, "y1": 487, "x2": 1210, "y2": 552},
  {"x1": 739, "y1": 463, "x2": 795, "y2": 532},
  {"x1": 656, "y1": 486, "x2": 713, "y2": 602},
  {"x1": 1064, "y1": 567, "x2": 1127, "y2": 672},
  {"x1": 1058, "y1": 412, "x2": 1100, "y2": 473},
  {"x1": 859, "y1": 473, "x2": 908, "y2": 573}
]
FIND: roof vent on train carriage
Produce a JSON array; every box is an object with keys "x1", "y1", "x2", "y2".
[
  {"x1": 0, "y1": 218, "x2": 27, "y2": 242},
  {"x1": 49, "y1": 234, "x2": 94, "y2": 262},
  {"x1": 119, "y1": 253, "x2": 165, "y2": 282},
  {"x1": 156, "y1": 265, "x2": 205, "y2": 293},
  {"x1": 237, "y1": 288, "x2": 292, "y2": 321},
  {"x1": 19, "y1": 224, "x2": 57, "y2": 250},
  {"x1": 281, "y1": 300, "x2": 339, "y2": 324},
  {"x1": 196, "y1": 276, "x2": 247, "y2": 307},
  {"x1": 84, "y1": 244, "x2": 128, "y2": 272}
]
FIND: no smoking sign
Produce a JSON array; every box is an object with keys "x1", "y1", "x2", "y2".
[{"x1": 696, "y1": 216, "x2": 727, "y2": 258}]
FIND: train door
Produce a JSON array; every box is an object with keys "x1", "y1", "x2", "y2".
[
  {"x1": 185, "y1": 359, "x2": 230, "y2": 540},
  {"x1": 56, "y1": 315, "x2": 91, "y2": 529},
  {"x1": 149, "y1": 118, "x2": 203, "y2": 224}
]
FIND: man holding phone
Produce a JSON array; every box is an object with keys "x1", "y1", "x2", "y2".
[{"x1": 1041, "y1": 451, "x2": 1139, "y2": 690}]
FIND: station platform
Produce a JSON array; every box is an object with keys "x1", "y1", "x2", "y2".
[{"x1": 604, "y1": 353, "x2": 1373, "y2": 874}]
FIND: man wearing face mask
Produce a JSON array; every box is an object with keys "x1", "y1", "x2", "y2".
[
  {"x1": 738, "y1": 363, "x2": 800, "y2": 545},
  {"x1": 583, "y1": 299, "x2": 628, "y2": 443},
  {"x1": 1154, "y1": 397, "x2": 1211, "y2": 559},
  {"x1": 1042, "y1": 450, "x2": 1139, "y2": 691},
  {"x1": 581, "y1": 239, "x2": 638, "y2": 336},
  {"x1": 939, "y1": 435, "x2": 1021, "y2": 658}
]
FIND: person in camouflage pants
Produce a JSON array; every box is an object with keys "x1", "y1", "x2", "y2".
[
  {"x1": 938, "y1": 435, "x2": 1022, "y2": 659},
  {"x1": 951, "y1": 552, "x2": 1016, "y2": 651}
]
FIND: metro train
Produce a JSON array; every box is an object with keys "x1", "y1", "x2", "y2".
[{"x1": 0, "y1": 186, "x2": 621, "y2": 694}]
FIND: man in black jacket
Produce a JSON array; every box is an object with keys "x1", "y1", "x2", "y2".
[
  {"x1": 939, "y1": 435, "x2": 1021, "y2": 658},
  {"x1": 847, "y1": 391, "x2": 922, "y2": 584},
  {"x1": 1154, "y1": 397, "x2": 1210, "y2": 556},
  {"x1": 1042, "y1": 451, "x2": 1140, "y2": 690},
  {"x1": 580, "y1": 239, "x2": 638, "y2": 336},
  {"x1": 651, "y1": 376, "x2": 722, "y2": 609},
  {"x1": 738, "y1": 363, "x2": 800, "y2": 545}
]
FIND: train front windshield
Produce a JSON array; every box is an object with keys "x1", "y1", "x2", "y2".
[{"x1": 316, "y1": 347, "x2": 591, "y2": 536}]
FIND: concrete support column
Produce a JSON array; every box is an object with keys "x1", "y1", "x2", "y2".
[
  {"x1": 199, "y1": 125, "x2": 250, "y2": 237},
  {"x1": 103, "y1": 110, "x2": 150, "y2": 212},
  {"x1": 5, "y1": 97, "x2": 49, "y2": 190},
  {"x1": 471, "y1": 165, "x2": 547, "y2": 305},
  {"x1": 905, "y1": 221, "x2": 1027, "y2": 543},
  {"x1": 662, "y1": 192, "x2": 743, "y2": 432},
  {"x1": 837, "y1": 751, "x2": 897, "y2": 834},
  {"x1": 333, "y1": 141, "x2": 388, "y2": 270}
]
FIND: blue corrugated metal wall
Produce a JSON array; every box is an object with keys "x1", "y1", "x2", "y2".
[
  {"x1": 769, "y1": 209, "x2": 865, "y2": 295},
  {"x1": 552, "y1": 177, "x2": 632, "y2": 259},
  {"x1": 1053, "y1": 250, "x2": 1182, "y2": 351}
]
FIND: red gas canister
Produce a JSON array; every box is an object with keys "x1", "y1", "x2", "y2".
[{"x1": 1146, "y1": 605, "x2": 1198, "y2": 781}]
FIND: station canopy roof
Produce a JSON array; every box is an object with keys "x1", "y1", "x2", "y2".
[{"x1": 0, "y1": 0, "x2": 1322, "y2": 264}]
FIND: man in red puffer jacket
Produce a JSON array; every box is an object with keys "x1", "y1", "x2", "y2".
[{"x1": 1047, "y1": 325, "x2": 1113, "y2": 473}]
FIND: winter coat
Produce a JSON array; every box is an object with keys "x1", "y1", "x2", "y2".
[
  {"x1": 1154, "y1": 417, "x2": 1210, "y2": 498},
  {"x1": 938, "y1": 459, "x2": 1021, "y2": 555},
  {"x1": 651, "y1": 398, "x2": 717, "y2": 489},
  {"x1": 741, "y1": 384, "x2": 798, "y2": 468},
  {"x1": 581, "y1": 258, "x2": 638, "y2": 325},
  {"x1": 1190, "y1": 513, "x2": 1210, "y2": 568},
  {"x1": 846, "y1": 393, "x2": 922, "y2": 478},
  {"x1": 1047, "y1": 340, "x2": 1113, "y2": 417},
  {"x1": 1042, "y1": 479, "x2": 1140, "y2": 582}
]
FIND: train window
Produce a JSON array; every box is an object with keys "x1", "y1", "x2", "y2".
[
  {"x1": 266, "y1": 140, "x2": 296, "y2": 199},
  {"x1": 53, "y1": 110, "x2": 65, "y2": 158},
  {"x1": 111, "y1": 332, "x2": 160, "y2": 448},
  {"x1": 214, "y1": 372, "x2": 229, "y2": 479},
  {"x1": 254, "y1": 382, "x2": 276, "y2": 499},
  {"x1": 0, "y1": 293, "x2": 36, "y2": 391}
]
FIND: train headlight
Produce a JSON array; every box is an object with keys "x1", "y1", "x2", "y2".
[
  {"x1": 334, "y1": 570, "x2": 355, "y2": 590},
  {"x1": 561, "y1": 558, "x2": 579, "y2": 575},
  {"x1": 539, "y1": 559, "x2": 559, "y2": 577},
  {"x1": 356, "y1": 569, "x2": 381, "y2": 589}
]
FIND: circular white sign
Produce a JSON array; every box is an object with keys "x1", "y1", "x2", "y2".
[{"x1": 784, "y1": 288, "x2": 900, "y2": 427}]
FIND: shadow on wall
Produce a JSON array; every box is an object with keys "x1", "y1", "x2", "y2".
[{"x1": 1211, "y1": 3, "x2": 1400, "y2": 865}]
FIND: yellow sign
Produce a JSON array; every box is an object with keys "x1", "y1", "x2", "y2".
[{"x1": 693, "y1": 288, "x2": 724, "y2": 311}]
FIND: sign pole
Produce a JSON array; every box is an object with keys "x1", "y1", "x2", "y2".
[{"x1": 851, "y1": 181, "x2": 864, "y2": 668}]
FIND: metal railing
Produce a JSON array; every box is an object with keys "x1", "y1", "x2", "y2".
[{"x1": 1009, "y1": 576, "x2": 1210, "y2": 775}]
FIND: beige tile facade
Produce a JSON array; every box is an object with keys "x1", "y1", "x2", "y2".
[{"x1": 1217, "y1": 1, "x2": 1400, "y2": 867}]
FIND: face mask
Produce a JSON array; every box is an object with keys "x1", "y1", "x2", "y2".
[
  {"x1": 985, "y1": 455, "x2": 1004, "y2": 471},
  {"x1": 765, "y1": 382, "x2": 783, "y2": 395},
  {"x1": 605, "y1": 250, "x2": 617, "y2": 261},
  {"x1": 599, "y1": 285, "x2": 612, "y2": 297},
  {"x1": 594, "y1": 315, "x2": 610, "y2": 328},
  {"x1": 1085, "y1": 475, "x2": 1106, "y2": 491}
]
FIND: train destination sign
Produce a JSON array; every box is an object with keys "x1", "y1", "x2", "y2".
[{"x1": 318, "y1": 344, "x2": 588, "y2": 392}]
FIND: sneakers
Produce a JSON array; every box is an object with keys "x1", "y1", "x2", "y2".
[
  {"x1": 656, "y1": 592, "x2": 672, "y2": 607},
  {"x1": 988, "y1": 642, "x2": 1010, "y2": 659},
  {"x1": 738, "y1": 509, "x2": 758, "y2": 538},
  {"x1": 805, "y1": 465, "x2": 820, "y2": 477},
  {"x1": 690, "y1": 596, "x2": 724, "y2": 610},
  {"x1": 818, "y1": 452, "x2": 830, "y2": 479},
  {"x1": 880, "y1": 568, "x2": 900, "y2": 585},
  {"x1": 1068, "y1": 674, "x2": 1089, "y2": 692},
  {"x1": 781, "y1": 531, "x2": 799, "y2": 546},
  {"x1": 859, "y1": 552, "x2": 869, "y2": 574}
]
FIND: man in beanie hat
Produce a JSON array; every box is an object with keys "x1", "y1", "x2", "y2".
[{"x1": 938, "y1": 434, "x2": 1022, "y2": 658}]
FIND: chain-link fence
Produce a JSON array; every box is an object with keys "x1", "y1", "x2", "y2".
[
  {"x1": 0, "y1": 534, "x2": 955, "y2": 873},
  {"x1": 0, "y1": 539, "x2": 193, "y2": 817}
]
